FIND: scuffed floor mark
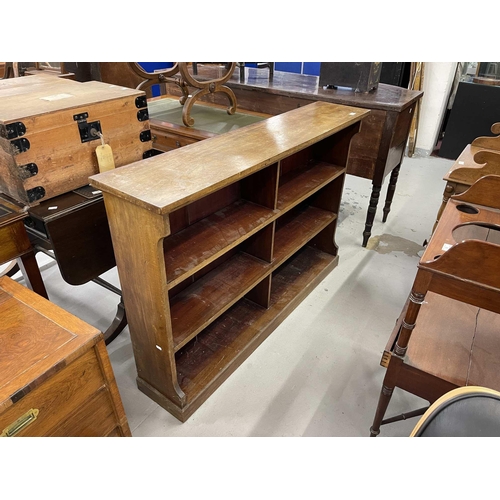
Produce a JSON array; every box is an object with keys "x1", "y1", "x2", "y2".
[{"x1": 366, "y1": 234, "x2": 423, "y2": 257}]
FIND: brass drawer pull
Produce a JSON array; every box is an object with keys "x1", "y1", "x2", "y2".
[{"x1": 1, "y1": 409, "x2": 39, "y2": 437}]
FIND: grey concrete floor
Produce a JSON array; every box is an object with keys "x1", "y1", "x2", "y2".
[{"x1": 7, "y1": 153, "x2": 454, "y2": 437}]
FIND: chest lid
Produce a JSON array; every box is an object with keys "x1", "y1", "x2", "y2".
[{"x1": 0, "y1": 78, "x2": 146, "y2": 125}]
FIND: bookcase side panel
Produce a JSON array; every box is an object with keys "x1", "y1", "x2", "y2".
[{"x1": 102, "y1": 193, "x2": 185, "y2": 405}]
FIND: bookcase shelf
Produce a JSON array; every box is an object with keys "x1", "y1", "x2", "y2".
[
  {"x1": 274, "y1": 205, "x2": 337, "y2": 263},
  {"x1": 277, "y1": 161, "x2": 344, "y2": 212},
  {"x1": 89, "y1": 101, "x2": 368, "y2": 421},
  {"x1": 170, "y1": 250, "x2": 272, "y2": 351},
  {"x1": 176, "y1": 245, "x2": 337, "y2": 406},
  {"x1": 164, "y1": 199, "x2": 276, "y2": 288}
]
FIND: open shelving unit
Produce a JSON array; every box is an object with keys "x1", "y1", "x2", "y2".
[{"x1": 90, "y1": 101, "x2": 369, "y2": 421}]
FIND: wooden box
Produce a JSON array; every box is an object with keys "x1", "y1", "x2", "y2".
[
  {"x1": 318, "y1": 62, "x2": 382, "y2": 93},
  {"x1": 0, "y1": 75, "x2": 152, "y2": 206},
  {"x1": 0, "y1": 276, "x2": 131, "y2": 437}
]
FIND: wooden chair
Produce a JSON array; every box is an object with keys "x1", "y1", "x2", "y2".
[
  {"x1": 433, "y1": 123, "x2": 500, "y2": 231},
  {"x1": 370, "y1": 175, "x2": 500, "y2": 436}
]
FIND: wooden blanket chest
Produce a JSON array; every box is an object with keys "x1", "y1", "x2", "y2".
[
  {"x1": 0, "y1": 75, "x2": 152, "y2": 206},
  {"x1": 0, "y1": 276, "x2": 131, "y2": 437}
]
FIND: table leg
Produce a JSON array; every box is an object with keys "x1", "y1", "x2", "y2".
[
  {"x1": 103, "y1": 297, "x2": 128, "y2": 345},
  {"x1": 362, "y1": 183, "x2": 382, "y2": 247},
  {"x1": 17, "y1": 251, "x2": 48, "y2": 299},
  {"x1": 432, "y1": 183, "x2": 455, "y2": 234},
  {"x1": 382, "y1": 164, "x2": 401, "y2": 223}
]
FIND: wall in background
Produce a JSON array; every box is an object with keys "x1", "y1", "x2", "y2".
[
  {"x1": 246, "y1": 62, "x2": 321, "y2": 76},
  {"x1": 138, "y1": 62, "x2": 173, "y2": 96},
  {"x1": 414, "y1": 62, "x2": 457, "y2": 155}
]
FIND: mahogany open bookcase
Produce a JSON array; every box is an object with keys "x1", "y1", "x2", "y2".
[{"x1": 90, "y1": 101, "x2": 368, "y2": 421}]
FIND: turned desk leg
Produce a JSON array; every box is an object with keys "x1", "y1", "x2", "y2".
[
  {"x1": 370, "y1": 273, "x2": 430, "y2": 436},
  {"x1": 17, "y1": 252, "x2": 48, "y2": 299},
  {"x1": 362, "y1": 183, "x2": 382, "y2": 247},
  {"x1": 382, "y1": 164, "x2": 401, "y2": 223}
]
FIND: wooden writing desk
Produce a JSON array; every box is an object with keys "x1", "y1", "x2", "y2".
[
  {"x1": 90, "y1": 101, "x2": 368, "y2": 421},
  {"x1": 164, "y1": 66, "x2": 423, "y2": 247},
  {"x1": 148, "y1": 96, "x2": 269, "y2": 152}
]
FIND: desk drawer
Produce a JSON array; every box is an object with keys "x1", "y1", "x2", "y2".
[
  {"x1": 152, "y1": 128, "x2": 199, "y2": 152},
  {"x1": 48, "y1": 387, "x2": 118, "y2": 437},
  {"x1": 0, "y1": 349, "x2": 105, "y2": 437}
]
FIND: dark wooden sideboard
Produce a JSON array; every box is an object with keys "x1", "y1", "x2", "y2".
[{"x1": 164, "y1": 66, "x2": 423, "y2": 247}]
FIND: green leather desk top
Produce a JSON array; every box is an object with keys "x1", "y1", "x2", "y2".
[{"x1": 147, "y1": 97, "x2": 266, "y2": 135}]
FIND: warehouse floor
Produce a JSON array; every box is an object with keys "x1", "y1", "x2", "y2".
[{"x1": 9, "y1": 152, "x2": 455, "y2": 437}]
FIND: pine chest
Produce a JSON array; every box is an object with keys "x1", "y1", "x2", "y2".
[{"x1": 0, "y1": 75, "x2": 152, "y2": 206}]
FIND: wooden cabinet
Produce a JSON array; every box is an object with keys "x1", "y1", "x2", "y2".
[
  {"x1": 90, "y1": 101, "x2": 368, "y2": 421},
  {"x1": 0, "y1": 276, "x2": 131, "y2": 437}
]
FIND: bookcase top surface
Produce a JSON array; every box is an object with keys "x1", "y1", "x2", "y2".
[{"x1": 90, "y1": 101, "x2": 369, "y2": 214}]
